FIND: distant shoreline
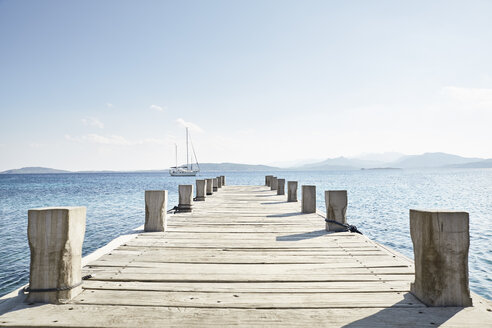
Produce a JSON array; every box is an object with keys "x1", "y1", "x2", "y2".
[
  {"x1": 2, "y1": 153, "x2": 492, "y2": 174},
  {"x1": 1, "y1": 166, "x2": 491, "y2": 175},
  {"x1": 361, "y1": 167, "x2": 402, "y2": 170}
]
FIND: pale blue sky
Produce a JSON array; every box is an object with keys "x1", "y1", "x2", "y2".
[{"x1": 1, "y1": 0, "x2": 491, "y2": 170}]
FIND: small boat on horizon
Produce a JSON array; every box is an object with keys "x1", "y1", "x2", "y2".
[{"x1": 169, "y1": 127, "x2": 200, "y2": 176}]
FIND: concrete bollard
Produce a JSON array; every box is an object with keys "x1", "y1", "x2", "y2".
[
  {"x1": 220, "y1": 175, "x2": 225, "y2": 186},
  {"x1": 409, "y1": 210, "x2": 472, "y2": 307},
  {"x1": 277, "y1": 178, "x2": 285, "y2": 195},
  {"x1": 27, "y1": 207, "x2": 86, "y2": 303},
  {"x1": 178, "y1": 185, "x2": 193, "y2": 212},
  {"x1": 302, "y1": 185, "x2": 316, "y2": 213},
  {"x1": 324, "y1": 190, "x2": 347, "y2": 232},
  {"x1": 270, "y1": 177, "x2": 278, "y2": 191},
  {"x1": 195, "y1": 180, "x2": 206, "y2": 201},
  {"x1": 217, "y1": 176, "x2": 222, "y2": 188},
  {"x1": 145, "y1": 190, "x2": 168, "y2": 232},
  {"x1": 287, "y1": 181, "x2": 298, "y2": 202},
  {"x1": 212, "y1": 178, "x2": 218, "y2": 192},
  {"x1": 206, "y1": 178, "x2": 213, "y2": 195},
  {"x1": 265, "y1": 175, "x2": 273, "y2": 186}
]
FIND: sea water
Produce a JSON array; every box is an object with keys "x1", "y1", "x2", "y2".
[{"x1": 0, "y1": 169, "x2": 490, "y2": 299}]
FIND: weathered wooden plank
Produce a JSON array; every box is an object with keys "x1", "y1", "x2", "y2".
[
  {"x1": 72, "y1": 290, "x2": 424, "y2": 308},
  {"x1": 2, "y1": 304, "x2": 490, "y2": 327},
  {"x1": 93, "y1": 254, "x2": 410, "y2": 265},
  {"x1": 82, "y1": 280, "x2": 411, "y2": 293},
  {"x1": 84, "y1": 262, "x2": 414, "y2": 275},
  {"x1": 82, "y1": 272, "x2": 414, "y2": 282}
]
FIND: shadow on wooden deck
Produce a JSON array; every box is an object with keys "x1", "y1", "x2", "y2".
[
  {"x1": 342, "y1": 295, "x2": 463, "y2": 327},
  {"x1": 276, "y1": 230, "x2": 328, "y2": 241}
]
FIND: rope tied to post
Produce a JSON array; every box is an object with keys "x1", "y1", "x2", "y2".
[
  {"x1": 23, "y1": 274, "x2": 93, "y2": 293},
  {"x1": 167, "y1": 205, "x2": 192, "y2": 214},
  {"x1": 167, "y1": 206, "x2": 179, "y2": 214},
  {"x1": 324, "y1": 219, "x2": 362, "y2": 234}
]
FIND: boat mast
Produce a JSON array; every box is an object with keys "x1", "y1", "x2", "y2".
[
  {"x1": 175, "y1": 143, "x2": 178, "y2": 168},
  {"x1": 186, "y1": 127, "x2": 189, "y2": 170}
]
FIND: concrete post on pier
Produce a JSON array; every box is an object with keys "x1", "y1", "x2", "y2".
[
  {"x1": 302, "y1": 185, "x2": 316, "y2": 213},
  {"x1": 178, "y1": 185, "x2": 193, "y2": 212},
  {"x1": 270, "y1": 177, "x2": 278, "y2": 191},
  {"x1": 206, "y1": 178, "x2": 213, "y2": 195},
  {"x1": 265, "y1": 175, "x2": 273, "y2": 186},
  {"x1": 220, "y1": 176, "x2": 225, "y2": 186},
  {"x1": 324, "y1": 190, "x2": 347, "y2": 232},
  {"x1": 212, "y1": 178, "x2": 218, "y2": 192},
  {"x1": 217, "y1": 176, "x2": 223, "y2": 188},
  {"x1": 409, "y1": 210, "x2": 473, "y2": 307},
  {"x1": 277, "y1": 178, "x2": 285, "y2": 195},
  {"x1": 27, "y1": 207, "x2": 86, "y2": 304},
  {"x1": 195, "y1": 180, "x2": 206, "y2": 201},
  {"x1": 287, "y1": 181, "x2": 298, "y2": 202},
  {"x1": 145, "y1": 190, "x2": 168, "y2": 232}
]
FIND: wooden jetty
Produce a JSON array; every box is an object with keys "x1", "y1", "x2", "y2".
[{"x1": 1, "y1": 183, "x2": 491, "y2": 327}]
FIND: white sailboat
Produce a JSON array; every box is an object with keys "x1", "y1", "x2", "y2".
[{"x1": 169, "y1": 127, "x2": 200, "y2": 176}]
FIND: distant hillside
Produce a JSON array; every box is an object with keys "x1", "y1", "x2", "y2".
[
  {"x1": 2, "y1": 155, "x2": 490, "y2": 174},
  {"x1": 391, "y1": 152, "x2": 483, "y2": 168},
  {"x1": 295, "y1": 157, "x2": 385, "y2": 170},
  {"x1": 198, "y1": 163, "x2": 280, "y2": 172},
  {"x1": 0, "y1": 164, "x2": 279, "y2": 174},
  {"x1": 293, "y1": 152, "x2": 490, "y2": 170},
  {"x1": 0, "y1": 167, "x2": 71, "y2": 174},
  {"x1": 445, "y1": 159, "x2": 492, "y2": 168}
]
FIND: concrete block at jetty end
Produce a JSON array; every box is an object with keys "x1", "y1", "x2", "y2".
[
  {"x1": 277, "y1": 178, "x2": 285, "y2": 195},
  {"x1": 287, "y1": 181, "x2": 298, "y2": 202},
  {"x1": 302, "y1": 185, "x2": 316, "y2": 213},
  {"x1": 27, "y1": 207, "x2": 86, "y2": 304},
  {"x1": 195, "y1": 180, "x2": 206, "y2": 201},
  {"x1": 217, "y1": 176, "x2": 223, "y2": 188},
  {"x1": 265, "y1": 175, "x2": 273, "y2": 186},
  {"x1": 270, "y1": 177, "x2": 278, "y2": 191},
  {"x1": 325, "y1": 190, "x2": 347, "y2": 232},
  {"x1": 206, "y1": 178, "x2": 213, "y2": 195},
  {"x1": 145, "y1": 190, "x2": 168, "y2": 232},
  {"x1": 178, "y1": 185, "x2": 193, "y2": 212},
  {"x1": 410, "y1": 209, "x2": 472, "y2": 307},
  {"x1": 212, "y1": 178, "x2": 218, "y2": 192},
  {"x1": 220, "y1": 175, "x2": 225, "y2": 186}
]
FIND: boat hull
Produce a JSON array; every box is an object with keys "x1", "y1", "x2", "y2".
[{"x1": 169, "y1": 171, "x2": 198, "y2": 176}]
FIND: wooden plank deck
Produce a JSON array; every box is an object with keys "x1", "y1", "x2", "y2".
[{"x1": 1, "y1": 185, "x2": 491, "y2": 327}]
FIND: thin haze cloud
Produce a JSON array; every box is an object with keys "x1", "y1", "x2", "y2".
[
  {"x1": 81, "y1": 117, "x2": 104, "y2": 129},
  {"x1": 150, "y1": 104, "x2": 164, "y2": 112},
  {"x1": 441, "y1": 86, "x2": 492, "y2": 108}
]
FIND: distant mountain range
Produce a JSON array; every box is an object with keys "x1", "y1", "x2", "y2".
[
  {"x1": 0, "y1": 163, "x2": 279, "y2": 174},
  {"x1": 1, "y1": 153, "x2": 491, "y2": 174},
  {"x1": 294, "y1": 152, "x2": 492, "y2": 170},
  {"x1": 0, "y1": 167, "x2": 71, "y2": 174}
]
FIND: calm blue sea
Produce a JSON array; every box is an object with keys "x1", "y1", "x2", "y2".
[{"x1": 0, "y1": 169, "x2": 490, "y2": 299}]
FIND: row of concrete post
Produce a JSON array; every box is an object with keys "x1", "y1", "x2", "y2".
[
  {"x1": 26, "y1": 175, "x2": 226, "y2": 304},
  {"x1": 264, "y1": 174, "x2": 473, "y2": 307},
  {"x1": 197, "y1": 175, "x2": 225, "y2": 200},
  {"x1": 265, "y1": 175, "x2": 297, "y2": 201},
  {"x1": 146, "y1": 175, "x2": 226, "y2": 229}
]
